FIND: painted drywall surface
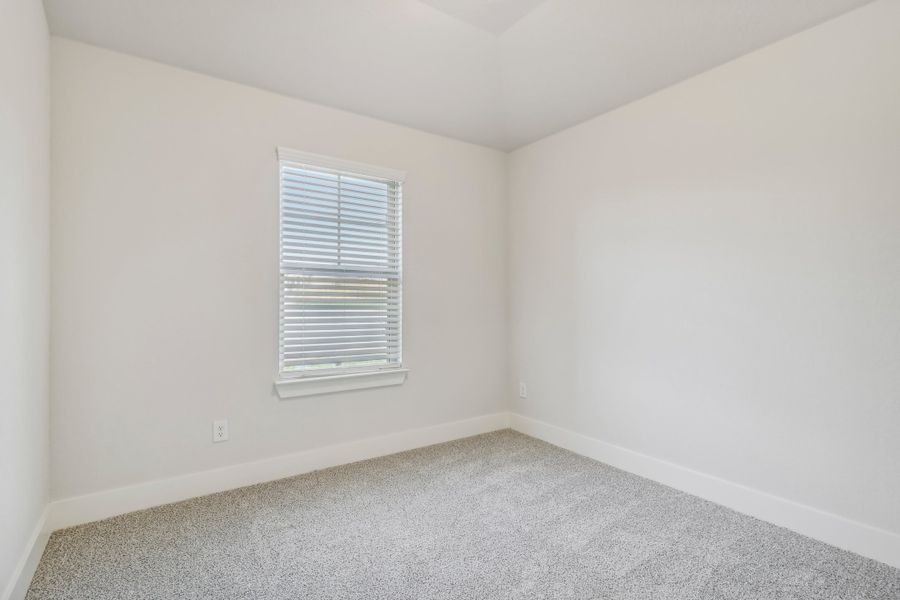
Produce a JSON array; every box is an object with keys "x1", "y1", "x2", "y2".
[
  {"x1": 509, "y1": 0, "x2": 900, "y2": 535},
  {"x1": 50, "y1": 39, "x2": 508, "y2": 500},
  {"x1": 43, "y1": 0, "x2": 873, "y2": 150},
  {"x1": 0, "y1": 0, "x2": 50, "y2": 592}
]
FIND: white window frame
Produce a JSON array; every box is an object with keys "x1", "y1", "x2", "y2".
[{"x1": 274, "y1": 148, "x2": 407, "y2": 399}]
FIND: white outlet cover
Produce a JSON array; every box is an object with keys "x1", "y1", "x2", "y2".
[
  {"x1": 212, "y1": 419, "x2": 229, "y2": 443},
  {"x1": 519, "y1": 382, "x2": 528, "y2": 398}
]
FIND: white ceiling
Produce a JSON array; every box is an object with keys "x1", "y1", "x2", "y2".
[
  {"x1": 43, "y1": 0, "x2": 873, "y2": 150},
  {"x1": 419, "y1": 0, "x2": 546, "y2": 33}
]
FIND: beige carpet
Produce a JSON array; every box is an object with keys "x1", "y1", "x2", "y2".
[{"x1": 27, "y1": 430, "x2": 900, "y2": 599}]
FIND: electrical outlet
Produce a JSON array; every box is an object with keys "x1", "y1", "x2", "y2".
[
  {"x1": 212, "y1": 419, "x2": 229, "y2": 443},
  {"x1": 519, "y1": 382, "x2": 528, "y2": 399}
]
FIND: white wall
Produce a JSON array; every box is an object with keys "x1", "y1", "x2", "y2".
[
  {"x1": 509, "y1": 0, "x2": 900, "y2": 537},
  {"x1": 44, "y1": 0, "x2": 900, "y2": 554},
  {"x1": 0, "y1": 0, "x2": 50, "y2": 595},
  {"x1": 50, "y1": 39, "x2": 508, "y2": 500}
]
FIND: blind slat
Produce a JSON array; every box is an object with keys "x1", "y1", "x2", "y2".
[
  {"x1": 281, "y1": 211, "x2": 400, "y2": 233},
  {"x1": 282, "y1": 225, "x2": 398, "y2": 243},
  {"x1": 282, "y1": 203, "x2": 396, "y2": 225},
  {"x1": 282, "y1": 333, "x2": 399, "y2": 343},
  {"x1": 282, "y1": 322, "x2": 400, "y2": 328},
  {"x1": 281, "y1": 183, "x2": 400, "y2": 206},
  {"x1": 281, "y1": 247, "x2": 398, "y2": 262},
  {"x1": 284, "y1": 355, "x2": 398, "y2": 368},
  {"x1": 281, "y1": 233, "x2": 386, "y2": 247},
  {"x1": 282, "y1": 197, "x2": 399, "y2": 219},
  {"x1": 279, "y1": 157, "x2": 402, "y2": 376},
  {"x1": 282, "y1": 168, "x2": 401, "y2": 195}
]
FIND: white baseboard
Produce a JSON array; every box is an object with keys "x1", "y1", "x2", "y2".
[
  {"x1": 2, "y1": 508, "x2": 50, "y2": 600},
  {"x1": 47, "y1": 412, "x2": 510, "y2": 532},
  {"x1": 509, "y1": 413, "x2": 900, "y2": 569},
  {"x1": 41, "y1": 411, "x2": 900, "y2": 572}
]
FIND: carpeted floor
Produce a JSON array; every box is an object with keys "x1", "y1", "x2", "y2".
[{"x1": 27, "y1": 430, "x2": 900, "y2": 599}]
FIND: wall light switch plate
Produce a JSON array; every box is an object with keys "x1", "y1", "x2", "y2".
[
  {"x1": 519, "y1": 382, "x2": 528, "y2": 398},
  {"x1": 212, "y1": 419, "x2": 229, "y2": 443}
]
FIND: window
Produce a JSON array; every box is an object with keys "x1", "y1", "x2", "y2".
[{"x1": 275, "y1": 148, "x2": 406, "y2": 397}]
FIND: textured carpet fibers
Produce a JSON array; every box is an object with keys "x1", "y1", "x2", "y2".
[{"x1": 27, "y1": 430, "x2": 900, "y2": 599}]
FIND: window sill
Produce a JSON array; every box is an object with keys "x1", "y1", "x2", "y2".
[{"x1": 275, "y1": 368, "x2": 408, "y2": 399}]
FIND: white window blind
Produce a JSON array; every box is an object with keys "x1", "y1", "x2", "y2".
[{"x1": 278, "y1": 148, "x2": 403, "y2": 378}]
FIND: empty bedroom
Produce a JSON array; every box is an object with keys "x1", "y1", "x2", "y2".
[{"x1": 2, "y1": 0, "x2": 899, "y2": 598}]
